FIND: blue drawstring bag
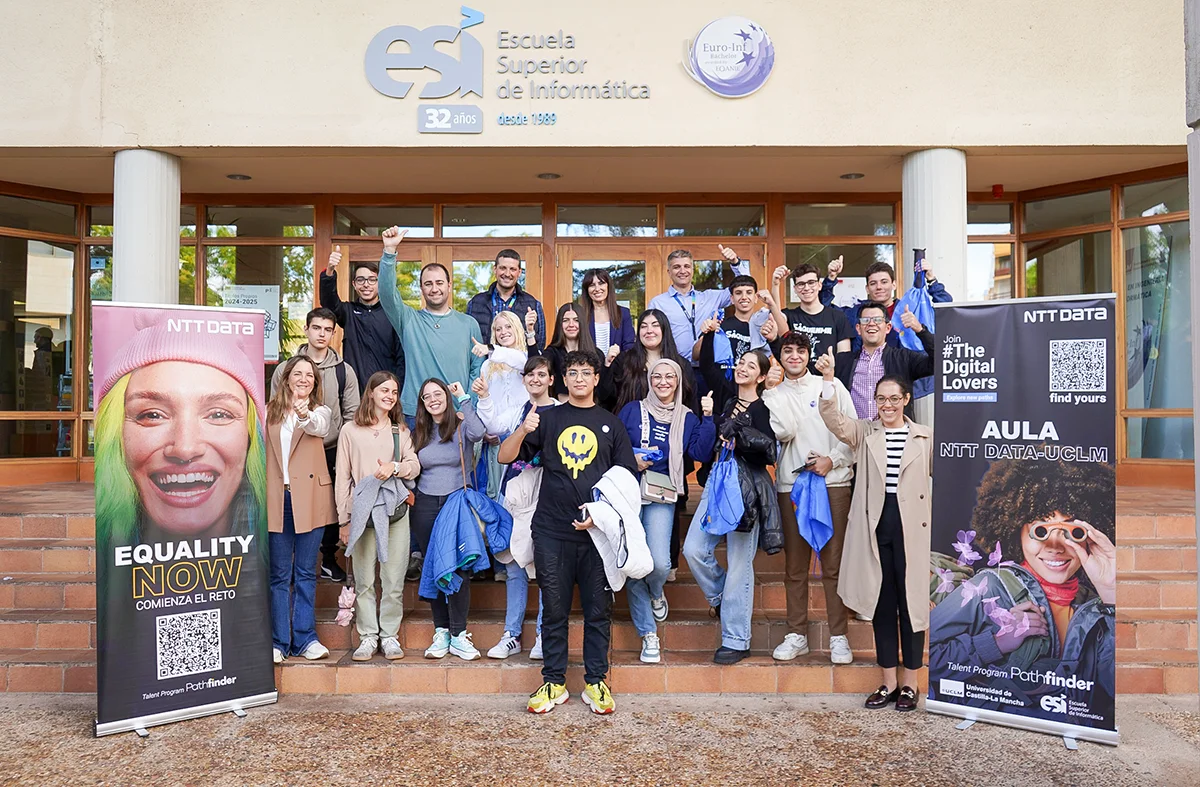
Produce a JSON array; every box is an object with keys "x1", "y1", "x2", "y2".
[
  {"x1": 891, "y1": 248, "x2": 935, "y2": 352},
  {"x1": 789, "y1": 470, "x2": 834, "y2": 553},
  {"x1": 712, "y1": 329, "x2": 734, "y2": 379},
  {"x1": 700, "y1": 446, "x2": 745, "y2": 535}
]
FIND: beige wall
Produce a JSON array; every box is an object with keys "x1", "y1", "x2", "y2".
[{"x1": 0, "y1": 0, "x2": 1187, "y2": 150}]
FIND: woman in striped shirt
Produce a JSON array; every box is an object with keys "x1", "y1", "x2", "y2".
[{"x1": 815, "y1": 346, "x2": 933, "y2": 714}]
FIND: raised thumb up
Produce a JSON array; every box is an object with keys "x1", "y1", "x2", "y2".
[
  {"x1": 470, "y1": 336, "x2": 489, "y2": 357},
  {"x1": 327, "y1": 244, "x2": 342, "y2": 271}
]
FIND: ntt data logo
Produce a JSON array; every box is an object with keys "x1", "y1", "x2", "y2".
[
  {"x1": 364, "y1": 6, "x2": 486, "y2": 99},
  {"x1": 684, "y1": 17, "x2": 775, "y2": 98}
]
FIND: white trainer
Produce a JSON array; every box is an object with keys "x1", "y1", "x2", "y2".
[
  {"x1": 381, "y1": 636, "x2": 405, "y2": 660},
  {"x1": 352, "y1": 636, "x2": 378, "y2": 662},
  {"x1": 449, "y1": 631, "x2": 481, "y2": 661},
  {"x1": 425, "y1": 627, "x2": 451, "y2": 659},
  {"x1": 640, "y1": 632, "x2": 662, "y2": 663},
  {"x1": 301, "y1": 640, "x2": 329, "y2": 661},
  {"x1": 272, "y1": 647, "x2": 284, "y2": 664},
  {"x1": 650, "y1": 595, "x2": 669, "y2": 623},
  {"x1": 829, "y1": 634, "x2": 853, "y2": 665},
  {"x1": 529, "y1": 634, "x2": 543, "y2": 660},
  {"x1": 772, "y1": 632, "x2": 810, "y2": 661},
  {"x1": 487, "y1": 632, "x2": 522, "y2": 659}
]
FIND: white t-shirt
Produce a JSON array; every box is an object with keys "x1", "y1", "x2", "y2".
[
  {"x1": 595, "y1": 322, "x2": 611, "y2": 355},
  {"x1": 280, "y1": 413, "x2": 309, "y2": 485}
]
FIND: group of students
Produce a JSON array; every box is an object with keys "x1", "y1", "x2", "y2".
[{"x1": 265, "y1": 226, "x2": 948, "y2": 715}]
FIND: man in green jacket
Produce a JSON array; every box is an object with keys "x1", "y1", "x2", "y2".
[{"x1": 378, "y1": 227, "x2": 484, "y2": 424}]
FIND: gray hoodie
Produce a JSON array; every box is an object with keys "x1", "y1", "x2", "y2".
[{"x1": 270, "y1": 344, "x2": 360, "y2": 450}]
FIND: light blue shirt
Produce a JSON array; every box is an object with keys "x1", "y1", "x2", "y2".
[{"x1": 648, "y1": 258, "x2": 750, "y2": 364}]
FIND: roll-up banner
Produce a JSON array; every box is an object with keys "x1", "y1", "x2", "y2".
[
  {"x1": 92, "y1": 303, "x2": 277, "y2": 736},
  {"x1": 926, "y1": 294, "x2": 1118, "y2": 746}
]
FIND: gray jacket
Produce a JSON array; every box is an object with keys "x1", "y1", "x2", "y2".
[
  {"x1": 271, "y1": 344, "x2": 360, "y2": 449},
  {"x1": 347, "y1": 474, "x2": 407, "y2": 564}
]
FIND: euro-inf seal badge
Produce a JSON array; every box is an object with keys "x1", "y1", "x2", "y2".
[
  {"x1": 683, "y1": 17, "x2": 775, "y2": 98},
  {"x1": 558, "y1": 425, "x2": 598, "y2": 479}
]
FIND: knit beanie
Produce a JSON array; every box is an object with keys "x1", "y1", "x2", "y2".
[{"x1": 95, "y1": 319, "x2": 266, "y2": 418}]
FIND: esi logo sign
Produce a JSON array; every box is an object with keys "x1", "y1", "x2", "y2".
[
  {"x1": 1040, "y1": 694, "x2": 1067, "y2": 714},
  {"x1": 684, "y1": 17, "x2": 775, "y2": 98},
  {"x1": 365, "y1": 5, "x2": 485, "y2": 99}
]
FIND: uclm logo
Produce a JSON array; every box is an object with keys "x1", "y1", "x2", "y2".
[{"x1": 365, "y1": 5, "x2": 485, "y2": 99}]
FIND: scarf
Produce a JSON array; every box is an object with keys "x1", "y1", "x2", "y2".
[
  {"x1": 1021, "y1": 560, "x2": 1079, "y2": 607},
  {"x1": 642, "y1": 358, "x2": 688, "y2": 493}
]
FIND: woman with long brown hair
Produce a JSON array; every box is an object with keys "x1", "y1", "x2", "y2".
[
  {"x1": 265, "y1": 355, "x2": 335, "y2": 663},
  {"x1": 577, "y1": 268, "x2": 636, "y2": 367}
]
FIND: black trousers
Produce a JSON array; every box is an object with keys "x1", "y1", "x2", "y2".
[
  {"x1": 320, "y1": 446, "x2": 340, "y2": 563},
  {"x1": 533, "y1": 532, "x2": 612, "y2": 686},
  {"x1": 410, "y1": 491, "x2": 470, "y2": 635},
  {"x1": 873, "y1": 493, "x2": 925, "y2": 670}
]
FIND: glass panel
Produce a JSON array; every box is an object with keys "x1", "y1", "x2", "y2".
[
  {"x1": 452, "y1": 257, "x2": 527, "y2": 313},
  {"x1": 1126, "y1": 417, "x2": 1194, "y2": 460},
  {"x1": 0, "y1": 419, "x2": 74, "y2": 458},
  {"x1": 442, "y1": 206, "x2": 541, "y2": 238},
  {"x1": 664, "y1": 205, "x2": 765, "y2": 237},
  {"x1": 556, "y1": 205, "x2": 657, "y2": 237},
  {"x1": 1023, "y1": 231, "x2": 1111, "y2": 298},
  {"x1": 689, "y1": 254, "x2": 755, "y2": 295},
  {"x1": 1123, "y1": 177, "x2": 1188, "y2": 219},
  {"x1": 968, "y1": 203, "x2": 1014, "y2": 235},
  {"x1": 206, "y1": 206, "x2": 314, "y2": 237},
  {"x1": 0, "y1": 239, "x2": 75, "y2": 412},
  {"x1": 0, "y1": 195, "x2": 76, "y2": 236},
  {"x1": 84, "y1": 419, "x2": 94, "y2": 458},
  {"x1": 572, "y1": 260, "x2": 646, "y2": 319},
  {"x1": 784, "y1": 204, "x2": 894, "y2": 236},
  {"x1": 205, "y1": 245, "x2": 314, "y2": 363},
  {"x1": 1023, "y1": 190, "x2": 1110, "y2": 233},
  {"x1": 89, "y1": 205, "x2": 196, "y2": 237},
  {"x1": 1124, "y1": 221, "x2": 1191, "y2": 410},
  {"x1": 784, "y1": 244, "x2": 895, "y2": 307},
  {"x1": 965, "y1": 242, "x2": 1014, "y2": 301},
  {"x1": 334, "y1": 206, "x2": 435, "y2": 238}
]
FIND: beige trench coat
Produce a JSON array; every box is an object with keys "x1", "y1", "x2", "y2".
[{"x1": 819, "y1": 393, "x2": 933, "y2": 631}]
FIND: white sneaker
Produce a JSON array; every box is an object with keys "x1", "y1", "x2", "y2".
[
  {"x1": 425, "y1": 627, "x2": 451, "y2": 659},
  {"x1": 855, "y1": 613, "x2": 872, "y2": 622},
  {"x1": 666, "y1": 568, "x2": 677, "y2": 583},
  {"x1": 272, "y1": 647, "x2": 284, "y2": 664},
  {"x1": 829, "y1": 635, "x2": 853, "y2": 665},
  {"x1": 529, "y1": 634, "x2": 543, "y2": 660},
  {"x1": 449, "y1": 631, "x2": 481, "y2": 661},
  {"x1": 487, "y1": 632, "x2": 522, "y2": 659},
  {"x1": 494, "y1": 567, "x2": 508, "y2": 582},
  {"x1": 301, "y1": 640, "x2": 329, "y2": 661},
  {"x1": 352, "y1": 636, "x2": 378, "y2": 662},
  {"x1": 640, "y1": 632, "x2": 662, "y2": 663},
  {"x1": 650, "y1": 595, "x2": 669, "y2": 623},
  {"x1": 381, "y1": 636, "x2": 405, "y2": 660},
  {"x1": 772, "y1": 632, "x2": 810, "y2": 661}
]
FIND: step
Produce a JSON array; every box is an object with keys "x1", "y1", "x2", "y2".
[
  {"x1": 1115, "y1": 539, "x2": 1196, "y2": 574},
  {"x1": 0, "y1": 610, "x2": 95, "y2": 649},
  {"x1": 1116, "y1": 572, "x2": 1198, "y2": 612},
  {"x1": 0, "y1": 515, "x2": 94, "y2": 540},
  {"x1": 0, "y1": 539, "x2": 95, "y2": 574},
  {"x1": 1115, "y1": 608, "x2": 1199, "y2": 651}
]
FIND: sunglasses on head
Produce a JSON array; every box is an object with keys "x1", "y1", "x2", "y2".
[{"x1": 1030, "y1": 523, "x2": 1087, "y2": 542}]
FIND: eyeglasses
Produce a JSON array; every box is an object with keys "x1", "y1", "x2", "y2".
[
  {"x1": 1030, "y1": 523, "x2": 1088, "y2": 542},
  {"x1": 858, "y1": 316, "x2": 887, "y2": 325},
  {"x1": 795, "y1": 278, "x2": 821, "y2": 290},
  {"x1": 565, "y1": 369, "x2": 596, "y2": 379},
  {"x1": 353, "y1": 276, "x2": 379, "y2": 285},
  {"x1": 650, "y1": 373, "x2": 678, "y2": 382},
  {"x1": 873, "y1": 395, "x2": 905, "y2": 405}
]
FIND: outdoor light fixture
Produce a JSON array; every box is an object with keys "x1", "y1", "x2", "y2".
[
  {"x1": 537, "y1": 172, "x2": 561, "y2": 180},
  {"x1": 839, "y1": 172, "x2": 865, "y2": 180},
  {"x1": 226, "y1": 173, "x2": 252, "y2": 181}
]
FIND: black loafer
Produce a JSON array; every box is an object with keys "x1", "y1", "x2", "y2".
[
  {"x1": 713, "y1": 646, "x2": 749, "y2": 665},
  {"x1": 865, "y1": 685, "x2": 900, "y2": 709},
  {"x1": 895, "y1": 686, "x2": 918, "y2": 712}
]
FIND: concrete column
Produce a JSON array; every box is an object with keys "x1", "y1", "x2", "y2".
[
  {"x1": 1184, "y1": 0, "x2": 1200, "y2": 704},
  {"x1": 112, "y1": 149, "x2": 181, "y2": 304},
  {"x1": 901, "y1": 148, "x2": 968, "y2": 297}
]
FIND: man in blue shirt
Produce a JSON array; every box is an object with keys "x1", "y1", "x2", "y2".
[{"x1": 648, "y1": 245, "x2": 750, "y2": 366}]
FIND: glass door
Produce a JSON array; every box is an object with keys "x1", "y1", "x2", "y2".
[
  {"x1": 435, "y1": 243, "x2": 545, "y2": 313},
  {"x1": 556, "y1": 243, "x2": 663, "y2": 321}
]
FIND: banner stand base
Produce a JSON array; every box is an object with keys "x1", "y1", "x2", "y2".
[
  {"x1": 95, "y1": 691, "x2": 278, "y2": 737},
  {"x1": 955, "y1": 719, "x2": 976, "y2": 731},
  {"x1": 926, "y1": 700, "x2": 1119, "y2": 747}
]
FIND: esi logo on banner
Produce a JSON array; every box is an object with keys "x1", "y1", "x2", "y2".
[{"x1": 683, "y1": 17, "x2": 775, "y2": 98}]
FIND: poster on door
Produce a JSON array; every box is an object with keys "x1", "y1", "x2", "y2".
[
  {"x1": 224, "y1": 285, "x2": 280, "y2": 361},
  {"x1": 925, "y1": 295, "x2": 1118, "y2": 746},
  {"x1": 92, "y1": 302, "x2": 276, "y2": 737}
]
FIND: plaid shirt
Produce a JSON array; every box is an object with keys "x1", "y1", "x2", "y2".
[{"x1": 849, "y1": 346, "x2": 885, "y2": 420}]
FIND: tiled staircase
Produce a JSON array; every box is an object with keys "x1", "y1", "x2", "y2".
[{"x1": 0, "y1": 490, "x2": 1196, "y2": 696}]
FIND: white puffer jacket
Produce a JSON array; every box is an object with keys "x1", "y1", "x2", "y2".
[
  {"x1": 582, "y1": 466, "x2": 652, "y2": 591},
  {"x1": 498, "y1": 466, "x2": 541, "y2": 578}
]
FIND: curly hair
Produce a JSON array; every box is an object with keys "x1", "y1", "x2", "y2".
[{"x1": 969, "y1": 458, "x2": 1115, "y2": 569}]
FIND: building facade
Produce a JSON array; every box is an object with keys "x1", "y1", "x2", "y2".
[{"x1": 0, "y1": 0, "x2": 1189, "y2": 485}]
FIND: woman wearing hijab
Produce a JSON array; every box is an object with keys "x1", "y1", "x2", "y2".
[{"x1": 618, "y1": 358, "x2": 715, "y2": 663}]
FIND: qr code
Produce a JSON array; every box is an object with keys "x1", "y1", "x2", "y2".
[
  {"x1": 156, "y1": 609, "x2": 222, "y2": 680},
  {"x1": 1049, "y1": 339, "x2": 1106, "y2": 392}
]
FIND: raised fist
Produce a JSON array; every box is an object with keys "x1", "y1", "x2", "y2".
[
  {"x1": 772, "y1": 264, "x2": 790, "y2": 284},
  {"x1": 447, "y1": 381, "x2": 466, "y2": 398},
  {"x1": 756, "y1": 289, "x2": 776, "y2": 309}
]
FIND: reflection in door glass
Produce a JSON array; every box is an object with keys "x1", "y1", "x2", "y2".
[
  {"x1": 386, "y1": 256, "x2": 424, "y2": 309},
  {"x1": 572, "y1": 260, "x2": 646, "y2": 320}
]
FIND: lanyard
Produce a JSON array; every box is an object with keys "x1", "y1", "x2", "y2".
[
  {"x1": 671, "y1": 290, "x2": 698, "y2": 340},
  {"x1": 491, "y1": 287, "x2": 517, "y2": 317}
]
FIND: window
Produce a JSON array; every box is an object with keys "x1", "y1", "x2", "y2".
[
  {"x1": 0, "y1": 240, "x2": 75, "y2": 412},
  {"x1": 965, "y1": 243, "x2": 1014, "y2": 301},
  {"x1": 1023, "y1": 232, "x2": 1111, "y2": 297},
  {"x1": 205, "y1": 245, "x2": 314, "y2": 362},
  {"x1": 784, "y1": 244, "x2": 895, "y2": 306},
  {"x1": 0, "y1": 420, "x2": 75, "y2": 458},
  {"x1": 785, "y1": 203, "x2": 895, "y2": 236},
  {"x1": 572, "y1": 260, "x2": 646, "y2": 319},
  {"x1": 335, "y1": 206, "x2": 434, "y2": 237},
  {"x1": 206, "y1": 206, "x2": 314, "y2": 237},
  {"x1": 1023, "y1": 190, "x2": 1110, "y2": 233},
  {"x1": 442, "y1": 206, "x2": 541, "y2": 237},
  {"x1": 1124, "y1": 221, "x2": 1190, "y2": 410},
  {"x1": 1126, "y1": 417, "x2": 1194, "y2": 460},
  {"x1": 1123, "y1": 177, "x2": 1187, "y2": 219},
  {"x1": 556, "y1": 205, "x2": 656, "y2": 237},
  {"x1": 89, "y1": 205, "x2": 197, "y2": 238},
  {"x1": 0, "y1": 195, "x2": 76, "y2": 236},
  {"x1": 664, "y1": 205, "x2": 765, "y2": 237},
  {"x1": 968, "y1": 203, "x2": 1013, "y2": 235}
]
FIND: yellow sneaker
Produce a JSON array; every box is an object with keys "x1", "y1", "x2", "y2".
[
  {"x1": 527, "y1": 682, "x2": 569, "y2": 714},
  {"x1": 582, "y1": 680, "x2": 615, "y2": 715}
]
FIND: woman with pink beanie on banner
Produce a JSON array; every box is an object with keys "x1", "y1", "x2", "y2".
[{"x1": 265, "y1": 355, "x2": 335, "y2": 663}]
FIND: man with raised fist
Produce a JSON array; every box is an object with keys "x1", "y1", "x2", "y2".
[
  {"x1": 466, "y1": 248, "x2": 547, "y2": 348},
  {"x1": 320, "y1": 245, "x2": 406, "y2": 394}
]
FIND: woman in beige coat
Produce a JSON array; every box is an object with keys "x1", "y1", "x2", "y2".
[{"x1": 815, "y1": 347, "x2": 932, "y2": 713}]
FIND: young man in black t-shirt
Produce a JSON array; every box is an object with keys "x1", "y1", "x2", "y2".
[
  {"x1": 764, "y1": 261, "x2": 853, "y2": 373},
  {"x1": 498, "y1": 350, "x2": 637, "y2": 716}
]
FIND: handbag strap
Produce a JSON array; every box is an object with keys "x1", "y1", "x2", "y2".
[
  {"x1": 639, "y1": 402, "x2": 651, "y2": 449},
  {"x1": 392, "y1": 424, "x2": 401, "y2": 463}
]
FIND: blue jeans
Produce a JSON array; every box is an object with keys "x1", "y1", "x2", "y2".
[
  {"x1": 625, "y1": 501, "x2": 675, "y2": 636},
  {"x1": 268, "y1": 490, "x2": 323, "y2": 655},
  {"x1": 502, "y1": 558, "x2": 544, "y2": 638},
  {"x1": 683, "y1": 486, "x2": 759, "y2": 651}
]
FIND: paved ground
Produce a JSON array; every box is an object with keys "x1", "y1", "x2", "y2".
[{"x1": 0, "y1": 694, "x2": 1197, "y2": 786}]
